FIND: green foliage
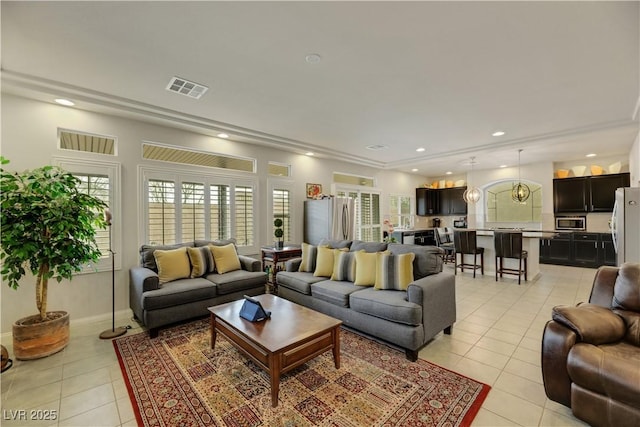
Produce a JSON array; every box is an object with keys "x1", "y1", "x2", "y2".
[
  {"x1": 273, "y1": 218, "x2": 284, "y2": 240},
  {"x1": 0, "y1": 157, "x2": 107, "y2": 318}
]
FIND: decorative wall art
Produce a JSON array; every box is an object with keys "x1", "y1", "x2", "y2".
[{"x1": 306, "y1": 183, "x2": 322, "y2": 199}]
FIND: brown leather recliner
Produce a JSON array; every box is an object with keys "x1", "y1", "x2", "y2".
[{"x1": 542, "y1": 263, "x2": 640, "y2": 427}]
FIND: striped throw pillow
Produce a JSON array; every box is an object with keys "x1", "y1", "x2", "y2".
[
  {"x1": 187, "y1": 246, "x2": 215, "y2": 278},
  {"x1": 298, "y1": 243, "x2": 318, "y2": 272},
  {"x1": 374, "y1": 252, "x2": 415, "y2": 291},
  {"x1": 331, "y1": 251, "x2": 356, "y2": 282}
]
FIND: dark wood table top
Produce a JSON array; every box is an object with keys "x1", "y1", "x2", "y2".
[{"x1": 208, "y1": 294, "x2": 342, "y2": 352}]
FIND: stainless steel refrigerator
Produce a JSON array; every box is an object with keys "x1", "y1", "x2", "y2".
[
  {"x1": 303, "y1": 197, "x2": 355, "y2": 245},
  {"x1": 612, "y1": 187, "x2": 640, "y2": 265}
]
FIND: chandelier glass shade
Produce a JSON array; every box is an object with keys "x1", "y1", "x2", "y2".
[
  {"x1": 511, "y1": 149, "x2": 531, "y2": 203},
  {"x1": 463, "y1": 156, "x2": 482, "y2": 204}
]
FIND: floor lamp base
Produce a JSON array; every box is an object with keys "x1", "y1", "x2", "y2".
[{"x1": 99, "y1": 327, "x2": 127, "y2": 339}]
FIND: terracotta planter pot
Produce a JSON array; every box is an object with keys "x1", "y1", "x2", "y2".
[{"x1": 12, "y1": 311, "x2": 70, "y2": 360}]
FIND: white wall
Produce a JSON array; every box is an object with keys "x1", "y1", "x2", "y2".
[
  {"x1": 0, "y1": 94, "x2": 425, "y2": 334},
  {"x1": 630, "y1": 130, "x2": 640, "y2": 186}
]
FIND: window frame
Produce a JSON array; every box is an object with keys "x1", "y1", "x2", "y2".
[
  {"x1": 388, "y1": 193, "x2": 414, "y2": 228},
  {"x1": 268, "y1": 178, "x2": 295, "y2": 245},
  {"x1": 53, "y1": 156, "x2": 122, "y2": 272}
]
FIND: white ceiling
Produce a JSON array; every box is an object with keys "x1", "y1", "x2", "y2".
[{"x1": 2, "y1": 1, "x2": 639, "y2": 176}]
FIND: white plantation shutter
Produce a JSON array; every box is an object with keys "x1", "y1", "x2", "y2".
[
  {"x1": 335, "y1": 188, "x2": 381, "y2": 242},
  {"x1": 148, "y1": 180, "x2": 176, "y2": 245},
  {"x1": 210, "y1": 184, "x2": 230, "y2": 240},
  {"x1": 75, "y1": 174, "x2": 110, "y2": 256},
  {"x1": 181, "y1": 182, "x2": 205, "y2": 241},
  {"x1": 273, "y1": 189, "x2": 291, "y2": 242},
  {"x1": 234, "y1": 186, "x2": 254, "y2": 246}
]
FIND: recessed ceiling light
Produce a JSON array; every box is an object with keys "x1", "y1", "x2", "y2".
[
  {"x1": 55, "y1": 98, "x2": 75, "y2": 106},
  {"x1": 445, "y1": 171, "x2": 452, "y2": 175},
  {"x1": 492, "y1": 131, "x2": 505, "y2": 137},
  {"x1": 416, "y1": 147, "x2": 425, "y2": 152},
  {"x1": 217, "y1": 133, "x2": 229, "y2": 139},
  {"x1": 411, "y1": 168, "x2": 419, "y2": 172},
  {"x1": 305, "y1": 54, "x2": 322, "y2": 64},
  {"x1": 500, "y1": 164, "x2": 508, "y2": 168},
  {"x1": 305, "y1": 152, "x2": 314, "y2": 156},
  {"x1": 586, "y1": 153, "x2": 597, "y2": 157}
]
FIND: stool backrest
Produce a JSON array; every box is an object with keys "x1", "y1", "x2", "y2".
[
  {"x1": 494, "y1": 231, "x2": 523, "y2": 258},
  {"x1": 454, "y1": 230, "x2": 478, "y2": 254},
  {"x1": 436, "y1": 227, "x2": 452, "y2": 245}
]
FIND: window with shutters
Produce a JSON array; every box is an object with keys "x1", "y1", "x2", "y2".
[
  {"x1": 53, "y1": 157, "x2": 121, "y2": 272},
  {"x1": 335, "y1": 187, "x2": 382, "y2": 242},
  {"x1": 142, "y1": 168, "x2": 256, "y2": 251},
  {"x1": 273, "y1": 189, "x2": 291, "y2": 242}
]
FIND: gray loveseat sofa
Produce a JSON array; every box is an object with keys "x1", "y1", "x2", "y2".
[
  {"x1": 276, "y1": 239, "x2": 456, "y2": 360},
  {"x1": 130, "y1": 239, "x2": 266, "y2": 337}
]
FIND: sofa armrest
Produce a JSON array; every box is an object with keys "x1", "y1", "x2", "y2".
[
  {"x1": 407, "y1": 272, "x2": 456, "y2": 339},
  {"x1": 542, "y1": 320, "x2": 577, "y2": 408},
  {"x1": 130, "y1": 267, "x2": 160, "y2": 292},
  {"x1": 552, "y1": 303, "x2": 625, "y2": 345},
  {"x1": 239, "y1": 255, "x2": 262, "y2": 272},
  {"x1": 285, "y1": 258, "x2": 302, "y2": 272}
]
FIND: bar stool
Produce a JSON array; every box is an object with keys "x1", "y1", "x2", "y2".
[
  {"x1": 435, "y1": 227, "x2": 455, "y2": 264},
  {"x1": 453, "y1": 230, "x2": 484, "y2": 278},
  {"x1": 494, "y1": 231, "x2": 528, "y2": 284}
]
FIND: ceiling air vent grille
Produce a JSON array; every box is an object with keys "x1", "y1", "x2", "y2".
[
  {"x1": 366, "y1": 144, "x2": 389, "y2": 151},
  {"x1": 142, "y1": 143, "x2": 255, "y2": 172},
  {"x1": 166, "y1": 76, "x2": 209, "y2": 99}
]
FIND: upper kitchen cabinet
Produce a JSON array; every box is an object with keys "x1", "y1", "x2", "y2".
[
  {"x1": 554, "y1": 173, "x2": 629, "y2": 213},
  {"x1": 416, "y1": 188, "x2": 438, "y2": 215},
  {"x1": 589, "y1": 173, "x2": 630, "y2": 212}
]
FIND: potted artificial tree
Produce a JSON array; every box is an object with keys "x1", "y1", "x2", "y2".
[
  {"x1": 0, "y1": 158, "x2": 107, "y2": 360},
  {"x1": 274, "y1": 218, "x2": 284, "y2": 249}
]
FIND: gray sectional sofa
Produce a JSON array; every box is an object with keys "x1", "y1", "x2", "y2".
[
  {"x1": 129, "y1": 239, "x2": 266, "y2": 337},
  {"x1": 276, "y1": 239, "x2": 456, "y2": 360}
]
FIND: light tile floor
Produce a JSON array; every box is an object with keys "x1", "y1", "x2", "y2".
[{"x1": 0, "y1": 264, "x2": 593, "y2": 426}]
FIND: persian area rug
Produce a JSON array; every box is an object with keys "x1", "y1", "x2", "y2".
[{"x1": 113, "y1": 318, "x2": 490, "y2": 426}]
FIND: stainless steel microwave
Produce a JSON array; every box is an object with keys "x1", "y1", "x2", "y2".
[{"x1": 555, "y1": 216, "x2": 586, "y2": 230}]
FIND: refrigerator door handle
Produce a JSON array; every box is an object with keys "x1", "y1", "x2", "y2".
[
  {"x1": 342, "y1": 204, "x2": 348, "y2": 240},
  {"x1": 611, "y1": 200, "x2": 618, "y2": 253}
]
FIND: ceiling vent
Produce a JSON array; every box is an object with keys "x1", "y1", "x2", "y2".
[
  {"x1": 366, "y1": 144, "x2": 389, "y2": 151},
  {"x1": 166, "y1": 76, "x2": 209, "y2": 99}
]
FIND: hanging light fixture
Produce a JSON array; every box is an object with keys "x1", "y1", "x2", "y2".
[
  {"x1": 463, "y1": 156, "x2": 482, "y2": 204},
  {"x1": 512, "y1": 149, "x2": 531, "y2": 203}
]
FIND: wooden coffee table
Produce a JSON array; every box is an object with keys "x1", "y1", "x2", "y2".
[{"x1": 208, "y1": 294, "x2": 342, "y2": 407}]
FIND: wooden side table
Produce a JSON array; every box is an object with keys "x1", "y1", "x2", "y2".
[{"x1": 261, "y1": 246, "x2": 302, "y2": 290}]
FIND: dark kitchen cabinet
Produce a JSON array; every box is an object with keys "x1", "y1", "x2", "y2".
[
  {"x1": 416, "y1": 188, "x2": 439, "y2": 215},
  {"x1": 589, "y1": 173, "x2": 630, "y2": 212},
  {"x1": 443, "y1": 187, "x2": 467, "y2": 215},
  {"x1": 554, "y1": 173, "x2": 629, "y2": 213},
  {"x1": 573, "y1": 233, "x2": 600, "y2": 266},
  {"x1": 540, "y1": 234, "x2": 572, "y2": 264},
  {"x1": 599, "y1": 233, "x2": 616, "y2": 266},
  {"x1": 553, "y1": 177, "x2": 588, "y2": 213}
]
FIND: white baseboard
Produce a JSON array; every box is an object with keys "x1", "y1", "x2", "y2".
[{"x1": 1, "y1": 309, "x2": 134, "y2": 344}]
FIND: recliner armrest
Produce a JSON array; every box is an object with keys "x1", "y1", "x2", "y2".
[
  {"x1": 552, "y1": 303, "x2": 625, "y2": 345},
  {"x1": 238, "y1": 255, "x2": 262, "y2": 272},
  {"x1": 130, "y1": 266, "x2": 160, "y2": 292}
]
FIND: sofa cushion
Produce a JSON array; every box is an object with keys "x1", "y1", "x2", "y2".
[
  {"x1": 374, "y1": 252, "x2": 415, "y2": 290},
  {"x1": 318, "y1": 239, "x2": 352, "y2": 249},
  {"x1": 142, "y1": 277, "x2": 216, "y2": 311},
  {"x1": 350, "y1": 240, "x2": 388, "y2": 253},
  {"x1": 311, "y1": 280, "x2": 360, "y2": 307},
  {"x1": 350, "y1": 287, "x2": 422, "y2": 326},
  {"x1": 612, "y1": 262, "x2": 640, "y2": 312},
  {"x1": 277, "y1": 271, "x2": 325, "y2": 295},
  {"x1": 194, "y1": 238, "x2": 237, "y2": 248},
  {"x1": 354, "y1": 250, "x2": 379, "y2": 286},
  {"x1": 187, "y1": 246, "x2": 215, "y2": 278},
  {"x1": 154, "y1": 247, "x2": 191, "y2": 284},
  {"x1": 331, "y1": 251, "x2": 356, "y2": 282},
  {"x1": 568, "y1": 341, "x2": 640, "y2": 409},
  {"x1": 140, "y1": 242, "x2": 195, "y2": 272},
  {"x1": 210, "y1": 243, "x2": 241, "y2": 274},
  {"x1": 205, "y1": 270, "x2": 266, "y2": 295},
  {"x1": 388, "y1": 244, "x2": 443, "y2": 279},
  {"x1": 298, "y1": 243, "x2": 317, "y2": 273}
]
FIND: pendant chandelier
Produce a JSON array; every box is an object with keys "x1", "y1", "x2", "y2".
[
  {"x1": 512, "y1": 149, "x2": 531, "y2": 203},
  {"x1": 463, "y1": 156, "x2": 482, "y2": 204}
]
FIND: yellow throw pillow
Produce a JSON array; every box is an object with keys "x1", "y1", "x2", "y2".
[
  {"x1": 209, "y1": 243, "x2": 241, "y2": 274},
  {"x1": 298, "y1": 242, "x2": 318, "y2": 272},
  {"x1": 354, "y1": 250, "x2": 380, "y2": 286},
  {"x1": 154, "y1": 247, "x2": 191, "y2": 284},
  {"x1": 374, "y1": 252, "x2": 415, "y2": 291},
  {"x1": 187, "y1": 246, "x2": 215, "y2": 278},
  {"x1": 314, "y1": 246, "x2": 348, "y2": 277}
]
